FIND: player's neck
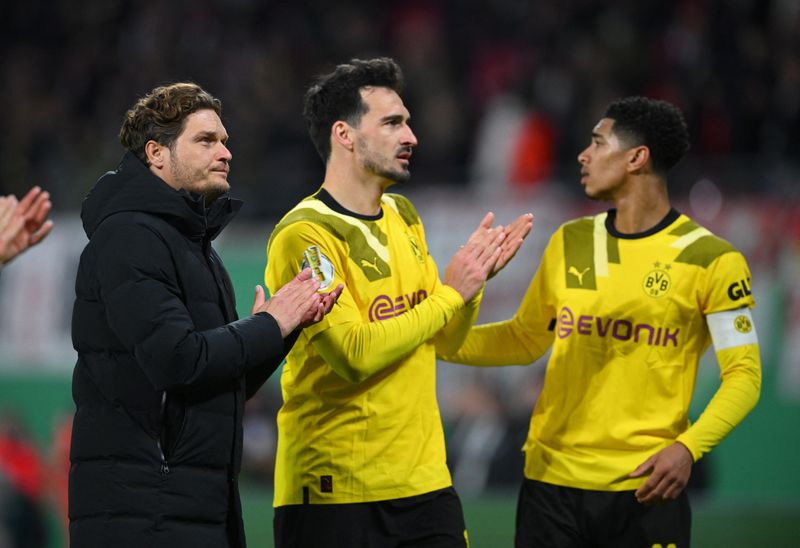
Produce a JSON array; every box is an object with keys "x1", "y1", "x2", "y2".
[
  {"x1": 612, "y1": 179, "x2": 671, "y2": 234},
  {"x1": 323, "y1": 152, "x2": 402, "y2": 215},
  {"x1": 322, "y1": 167, "x2": 387, "y2": 217}
]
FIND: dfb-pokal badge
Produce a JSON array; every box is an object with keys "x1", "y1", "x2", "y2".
[{"x1": 302, "y1": 245, "x2": 335, "y2": 290}]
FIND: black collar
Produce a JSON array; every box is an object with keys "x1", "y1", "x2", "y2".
[
  {"x1": 605, "y1": 208, "x2": 680, "y2": 239},
  {"x1": 315, "y1": 188, "x2": 384, "y2": 221}
]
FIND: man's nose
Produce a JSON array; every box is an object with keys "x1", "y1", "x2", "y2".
[
  {"x1": 219, "y1": 143, "x2": 233, "y2": 162},
  {"x1": 403, "y1": 125, "x2": 418, "y2": 147}
]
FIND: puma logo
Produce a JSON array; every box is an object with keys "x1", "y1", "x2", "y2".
[
  {"x1": 568, "y1": 266, "x2": 591, "y2": 285},
  {"x1": 361, "y1": 257, "x2": 382, "y2": 275}
]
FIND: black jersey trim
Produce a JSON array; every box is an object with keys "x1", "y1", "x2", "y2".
[
  {"x1": 315, "y1": 188, "x2": 384, "y2": 221},
  {"x1": 605, "y1": 208, "x2": 681, "y2": 240}
]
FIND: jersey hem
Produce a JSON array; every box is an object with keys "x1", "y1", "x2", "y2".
[{"x1": 273, "y1": 478, "x2": 453, "y2": 507}]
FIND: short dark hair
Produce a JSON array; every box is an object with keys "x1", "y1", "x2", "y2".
[
  {"x1": 119, "y1": 82, "x2": 222, "y2": 166},
  {"x1": 604, "y1": 96, "x2": 690, "y2": 175},
  {"x1": 303, "y1": 57, "x2": 405, "y2": 162}
]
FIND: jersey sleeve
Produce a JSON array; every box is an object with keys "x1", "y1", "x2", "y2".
[
  {"x1": 266, "y1": 221, "x2": 465, "y2": 383},
  {"x1": 700, "y1": 250, "x2": 756, "y2": 313},
  {"x1": 676, "y1": 251, "x2": 761, "y2": 461},
  {"x1": 433, "y1": 286, "x2": 483, "y2": 357},
  {"x1": 440, "y1": 230, "x2": 559, "y2": 366},
  {"x1": 265, "y1": 221, "x2": 344, "y2": 340},
  {"x1": 407, "y1": 210, "x2": 485, "y2": 357}
]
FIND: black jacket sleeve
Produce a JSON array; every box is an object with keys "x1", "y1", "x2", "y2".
[
  {"x1": 244, "y1": 327, "x2": 301, "y2": 400},
  {"x1": 94, "y1": 221, "x2": 285, "y2": 391}
]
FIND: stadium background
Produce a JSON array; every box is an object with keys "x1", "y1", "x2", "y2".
[{"x1": 1, "y1": 0, "x2": 799, "y2": 545}]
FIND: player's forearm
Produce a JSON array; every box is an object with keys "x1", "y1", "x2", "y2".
[
  {"x1": 439, "y1": 319, "x2": 549, "y2": 366},
  {"x1": 677, "y1": 345, "x2": 761, "y2": 461},
  {"x1": 313, "y1": 286, "x2": 464, "y2": 383},
  {"x1": 433, "y1": 286, "x2": 483, "y2": 356}
]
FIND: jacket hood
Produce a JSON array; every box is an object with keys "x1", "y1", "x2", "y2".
[{"x1": 81, "y1": 152, "x2": 242, "y2": 240}]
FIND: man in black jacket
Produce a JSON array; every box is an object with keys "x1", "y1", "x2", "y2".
[{"x1": 70, "y1": 82, "x2": 341, "y2": 548}]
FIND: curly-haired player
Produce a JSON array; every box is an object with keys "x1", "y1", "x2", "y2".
[{"x1": 444, "y1": 96, "x2": 761, "y2": 547}]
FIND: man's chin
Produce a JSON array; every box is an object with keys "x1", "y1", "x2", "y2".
[
  {"x1": 389, "y1": 169, "x2": 411, "y2": 184},
  {"x1": 582, "y1": 185, "x2": 603, "y2": 200},
  {"x1": 201, "y1": 181, "x2": 230, "y2": 202}
]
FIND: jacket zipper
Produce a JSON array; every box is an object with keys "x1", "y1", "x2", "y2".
[
  {"x1": 157, "y1": 390, "x2": 170, "y2": 475},
  {"x1": 201, "y1": 210, "x2": 238, "y2": 484}
]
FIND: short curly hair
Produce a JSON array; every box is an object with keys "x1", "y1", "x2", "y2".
[
  {"x1": 604, "y1": 96, "x2": 690, "y2": 175},
  {"x1": 119, "y1": 82, "x2": 221, "y2": 166},
  {"x1": 303, "y1": 57, "x2": 405, "y2": 163}
]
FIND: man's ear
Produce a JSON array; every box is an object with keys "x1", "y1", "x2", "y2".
[
  {"x1": 627, "y1": 145, "x2": 650, "y2": 173},
  {"x1": 331, "y1": 121, "x2": 354, "y2": 152},
  {"x1": 144, "y1": 140, "x2": 167, "y2": 169}
]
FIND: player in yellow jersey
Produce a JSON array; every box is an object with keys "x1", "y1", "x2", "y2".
[
  {"x1": 265, "y1": 57, "x2": 532, "y2": 548},
  {"x1": 443, "y1": 96, "x2": 761, "y2": 547}
]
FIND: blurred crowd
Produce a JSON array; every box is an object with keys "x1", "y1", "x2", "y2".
[
  {"x1": 3, "y1": 0, "x2": 800, "y2": 219},
  {"x1": 0, "y1": 412, "x2": 70, "y2": 548}
]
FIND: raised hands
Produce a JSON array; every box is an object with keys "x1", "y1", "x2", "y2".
[
  {"x1": 490, "y1": 212, "x2": 533, "y2": 279},
  {"x1": 444, "y1": 211, "x2": 533, "y2": 302},
  {"x1": 299, "y1": 281, "x2": 344, "y2": 327},
  {"x1": 0, "y1": 186, "x2": 54, "y2": 267},
  {"x1": 252, "y1": 268, "x2": 343, "y2": 337},
  {"x1": 444, "y1": 212, "x2": 505, "y2": 302}
]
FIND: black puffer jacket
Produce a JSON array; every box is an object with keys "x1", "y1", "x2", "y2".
[{"x1": 70, "y1": 153, "x2": 285, "y2": 548}]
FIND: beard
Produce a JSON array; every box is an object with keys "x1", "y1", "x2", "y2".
[
  {"x1": 357, "y1": 139, "x2": 411, "y2": 184},
  {"x1": 169, "y1": 152, "x2": 229, "y2": 202}
]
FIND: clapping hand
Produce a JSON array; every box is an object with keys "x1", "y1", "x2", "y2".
[{"x1": 0, "y1": 187, "x2": 53, "y2": 267}]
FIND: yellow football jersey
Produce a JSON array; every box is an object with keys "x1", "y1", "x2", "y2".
[
  {"x1": 266, "y1": 189, "x2": 472, "y2": 506},
  {"x1": 445, "y1": 209, "x2": 761, "y2": 491}
]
